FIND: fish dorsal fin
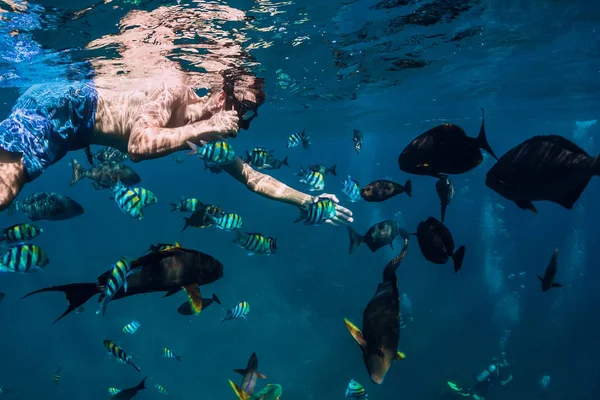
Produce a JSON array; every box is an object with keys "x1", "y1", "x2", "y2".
[
  {"x1": 529, "y1": 135, "x2": 588, "y2": 156},
  {"x1": 344, "y1": 318, "x2": 366, "y2": 348},
  {"x1": 183, "y1": 284, "x2": 203, "y2": 315}
]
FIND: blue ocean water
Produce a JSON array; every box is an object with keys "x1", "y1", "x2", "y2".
[{"x1": 1, "y1": 0, "x2": 600, "y2": 399}]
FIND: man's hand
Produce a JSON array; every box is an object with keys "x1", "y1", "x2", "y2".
[
  {"x1": 204, "y1": 110, "x2": 239, "y2": 140},
  {"x1": 310, "y1": 193, "x2": 354, "y2": 226}
]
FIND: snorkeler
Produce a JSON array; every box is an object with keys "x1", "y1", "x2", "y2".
[
  {"x1": 446, "y1": 353, "x2": 513, "y2": 400},
  {"x1": 0, "y1": 5, "x2": 353, "y2": 226}
]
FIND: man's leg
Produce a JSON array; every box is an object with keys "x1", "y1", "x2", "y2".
[{"x1": 0, "y1": 161, "x2": 27, "y2": 211}]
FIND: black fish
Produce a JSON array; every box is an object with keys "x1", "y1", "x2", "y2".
[
  {"x1": 347, "y1": 221, "x2": 409, "y2": 254},
  {"x1": 7, "y1": 192, "x2": 84, "y2": 221},
  {"x1": 111, "y1": 377, "x2": 147, "y2": 400},
  {"x1": 178, "y1": 293, "x2": 221, "y2": 315},
  {"x1": 70, "y1": 159, "x2": 140, "y2": 190},
  {"x1": 233, "y1": 352, "x2": 267, "y2": 396},
  {"x1": 344, "y1": 239, "x2": 409, "y2": 384},
  {"x1": 414, "y1": 217, "x2": 465, "y2": 273},
  {"x1": 308, "y1": 164, "x2": 337, "y2": 177},
  {"x1": 538, "y1": 249, "x2": 562, "y2": 292},
  {"x1": 360, "y1": 179, "x2": 412, "y2": 202},
  {"x1": 435, "y1": 177, "x2": 454, "y2": 222},
  {"x1": 353, "y1": 129, "x2": 363, "y2": 154},
  {"x1": 398, "y1": 109, "x2": 497, "y2": 178},
  {"x1": 485, "y1": 135, "x2": 600, "y2": 212},
  {"x1": 22, "y1": 248, "x2": 223, "y2": 324},
  {"x1": 182, "y1": 204, "x2": 223, "y2": 231}
]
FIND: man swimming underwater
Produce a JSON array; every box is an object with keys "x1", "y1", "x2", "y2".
[
  {"x1": 0, "y1": 4, "x2": 353, "y2": 225},
  {"x1": 446, "y1": 353, "x2": 513, "y2": 400}
]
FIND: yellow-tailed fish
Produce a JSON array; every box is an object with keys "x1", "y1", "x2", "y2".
[
  {"x1": 123, "y1": 320, "x2": 141, "y2": 334},
  {"x1": 0, "y1": 244, "x2": 49, "y2": 273},
  {"x1": 103, "y1": 340, "x2": 140, "y2": 371},
  {"x1": 97, "y1": 257, "x2": 135, "y2": 316},
  {"x1": 162, "y1": 348, "x2": 182, "y2": 361},
  {"x1": 132, "y1": 187, "x2": 158, "y2": 207},
  {"x1": 0, "y1": 223, "x2": 43, "y2": 243},
  {"x1": 111, "y1": 180, "x2": 144, "y2": 220},
  {"x1": 233, "y1": 232, "x2": 277, "y2": 256},
  {"x1": 222, "y1": 301, "x2": 250, "y2": 323}
]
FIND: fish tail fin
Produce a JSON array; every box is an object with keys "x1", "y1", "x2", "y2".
[
  {"x1": 228, "y1": 379, "x2": 250, "y2": 400},
  {"x1": 347, "y1": 226, "x2": 363, "y2": 254},
  {"x1": 135, "y1": 377, "x2": 147, "y2": 391},
  {"x1": 474, "y1": 108, "x2": 498, "y2": 160},
  {"x1": 452, "y1": 245, "x2": 466, "y2": 273},
  {"x1": 232, "y1": 230, "x2": 244, "y2": 244},
  {"x1": 441, "y1": 203, "x2": 447, "y2": 222},
  {"x1": 404, "y1": 179, "x2": 412, "y2": 197},
  {"x1": 69, "y1": 158, "x2": 87, "y2": 185},
  {"x1": 212, "y1": 293, "x2": 221, "y2": 305},
  {"x1": 185, "y1": 141, "x2": 199, "y2": 156},
  {"x1": 328, "y1": 164, "x2": 337, "y2": 176},
  {"x1": 21, "y1": 283, "x2": 100, "y2": 324},
  {"x1": 294, "y1": 209, "x2": 308, "y2": 224},
  {"x1": 551, "y1": 282, "x2": 563, "y2": 289},
  {"x1": 0, "y1": 147, "x2": 22, "y2": 163},
  {"x1": 281, "y1": 156, "x2": 289, "y2": 167},
  {"x1": 6, "y1": 200, "x2": 19, "y2": 216},
  {"x1": 169, "y1": 203, "x2": 179, "y2": 212}
]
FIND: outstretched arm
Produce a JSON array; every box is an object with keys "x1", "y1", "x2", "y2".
[{"x1": 222, "y1": 158, "x2": 353, "y2": 225}]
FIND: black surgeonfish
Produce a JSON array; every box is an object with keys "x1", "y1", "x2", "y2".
[
  {"x1": 344, "y1": 239, "x2": 409, "y2": 384},
  {"x1": 347, "y1": 221, "x2": 409, "y2": 254},
  {"x1": 111, "y1": 377, "x2": 147, "y2": 400},
  {"x1": 414, "y1": 217, "x2": 465, "y2": 273},
  {"x1": 435, "y1": 177, "x2": 455, "y2": 222},
  {"x1": 233, "y1": 352, "x2": 267, "y2": 396},
  {"x1": 398, "y1": 109, "x2": 497, "y2": 178},
  {"x1": 178, "y1": 293, "x2": 221, "y2": 315},
  {"x1": 485, "y1": 135, "x2": 600, "y2": 213},
  {"x1": 538, "y1": 249, "x2": 562, "y2": 292},
  {"x1": 360, "y1": 179, "x2": 412, "y2": 202},
  {"x1": 22, "y1": 247, "x2": 223, "y2": 324}
]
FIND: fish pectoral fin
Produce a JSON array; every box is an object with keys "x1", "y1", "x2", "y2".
[
  {"x1": 344, "y1": 318, "x2": 366, "y2": 348},
  {"x1": 551, "y1": 282, "x2": 563, "y2": 288},
  {"x1": 537, "y1": 276, "x2": 544, "y2": 282},
  {"x1": 183, "y1": 284, "x2": 203, "y2": 315},
  {"x1": 257, "y1": 372, "x2": 267, "y2": 379},
  {"x1": 233, "y1": 369, "x2": 246, "y2": 376},
  {"x1": 515, "y1": 200, "x2": 537, "y2": 213},
  {"x1": 395, "y1": 350, "x2": 406, "y2": 360}
]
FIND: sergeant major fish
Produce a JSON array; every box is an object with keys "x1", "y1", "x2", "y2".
[
  {"x1": 132, "y1": 187, "x2": 157, "y2": 208},
  {"x1": 308, "y1": 163, "x2": 337, "y2": 177},
  {"x1": 287, "y1": 129, "x2": 311, "y2": 149},
  {"x1": 103, "y1": 340, "x2": 140, "y2": 372},
  {"x1": 97, "y1": 257, "x2": 135, "y2": 316},
  {"x1": 244, "y1": 148, "x2": 274, "y2": 169},
  {"x1": 123, "y1": 320, "x2": 141, "y2": 334},
  {"x1": 345, "y1": 379, "x2": 367, "y2": 399},
  {"x1": 342, "y1": 176, "x2": 362, "y2": 202},
  {"x1": 7, "y1": 192, "x2": 84, "y2": 221},
  {"x1": 162, "y1": 348, "x2": 182, "y2": 361},
  {"x1": 233, "y1": 232, "x2": 277, "y2": 255},
  {"x1": 222, "y1": 301, "x2": 250, "y2": 322},
  {"x1": 182, "y1": 204, "x2": 223, "y2": 231},
  {"x1": 70, "y1": 159, "x2": 141, "y2": 190},
  {"x1": 155, "y1": 384, "x2": 168, "y2": 395},
  {"x1": 294, "y1": 197, "x2": 336, "y2": 225},
  {"x1": 53, "y1": 367, "x2": 61, "y2": 385},
  {"x1": 108, "y1": 388, "x2": 121, "y2": 395},
  {"x1": 0, "y1": 244, "x2": 49, "y2": 273},
  {"x1": 0, "y1": 223, "x2": 43, "y2": 243},
  {"x1": 209, "y1": 212, "x2": 243, "y2": 231},
  {"x1": 538, "y1": 249, "x2": 562, "y2": 292},
  {"x1": 186, "y1": 140, "x2": 236, "y2": 166},
  {"x1": 112, "y1": 181, "x2": 144, "y2": 220},
  {"x1": 170, "y1": 198, "x2": 200, "y2": 213},
  {"x1": 296, "y1": 168, "x2": 325, "y2": 191}
]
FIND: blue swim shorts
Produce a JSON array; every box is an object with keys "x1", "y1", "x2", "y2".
[{"x1": 0, "y1": 81, "x2": 97, "y2": 182}]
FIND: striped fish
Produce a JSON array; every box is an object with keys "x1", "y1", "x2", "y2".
[
  {"x1": 162, "y1": 348, "x2": 182, "y2": 361},
  {"x1": 0, "y1": 244, "x2": 50, "y2": 273},
  {"x1": 243, "y1": 148, "x2": 273, "y2": 169},
  {"x1": 155, "y1": 384, "x2": 169, "y2": 395},
  {"x1": 233, "y1": 232, "x2": 277, "y2": 256},
  {"x1": 287, "y1": 129, "x2": 311, "y2": 149},
  {"x1": 308, "y1": 163, "x2": 337, "y2": 176},
  {"x1": 297, "y1": 169, "x2": 325, "y2": 191},
  {"x1": 53, "y1": 367, "x2": 61, "y2": 385},
  {"x1": 342, "y1": 176, "x2": 362, "y2": 202},
  {"x1": 103, "y1": 340, "x2": 140, "y2": 371},
  {"x1": 97, "y1": 257, "x2": 134, "y2": 316},
  {"x1": 111, "y1": 180, "x2": 144, "y2": 220},
  {"x1": 146, "y1": 241, "x2": 181, "y2": 253},
  {"x1": 123, "y1": 320, "x2": 141, "y2": 334},
  {"x1": 108, "y1": 388, "x2": 121, "y2": 395},
  {"x1": 294, "y1": 198, "x2": 336, "y2": 225},
  {"x1": 0, "y1": 387, "x2": 10, "y2": 394},
  {"x1": 345, "y1": 379, "x2": 367, "y2": 398},
  {"x1": 170, "y1": 198, "x2": 200, "y2": 212},
  {"x1": 222, "y1": 301, "x2": 250, "y2": 323},
  {"x1": 185, "y1": 140, "x2": 236, "y2": 166},
  {"x1": 132, "y1": 187, "x2": 158, "y2": 207},
  {"x1": 0, "y1": 223, "x2": 43, "y2": 243},
  {"x1": 210, "y1": 212, "x2": 243, "y2": 231}
]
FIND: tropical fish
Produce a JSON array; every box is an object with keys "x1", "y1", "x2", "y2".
[
  {"x1": 485, "y1": 135, "x2": 600, "y2": 212},
  {"x1": 347, "y1": 220, "x2": 409, "y2": 254},
  {"x1": 103, "y1": 340, "x2": 140, "y2": 372},
  {"x1": 413, "y1": 217, "x2": 465, "y2": 273},
  {"x1": 233, "y1": 232, "x2": 277, "y2": 255},
  {"x1": 170, "y1": 198, "x2": 200, "y2": 213},
  {"x1": 0, "y1": 223, "x2": 43, "y2": 243},
  {"x1": 155, "y1": 384, "x2": 168, "y2": 395},
  {"x1": 263, "y1": 156, "x2": 289, "y2": 169},
  {"x1": 308, "y1": 164, "x2": 337, "y2": 177},
  {"x1": 97, "y1": 257, "x2": 135, "y2": 316},
  {"x1": 435, "y1": 177, "x2": 454, "y2": 222},
  {"x1": 398, "y1": 109, "x2": 497, "y2": 178},
  {"x1": 232, "y1": 352, "x2": 267, "y2": 396},
  {"x1": 177, "y1": 293, "x2": 221, "y2": 316},
  {"x1": 110, "y1": 377, "x2": 146, "y2": 400},
  {"x1": 162, "y1": 347, "x2": 182, "y2": 361},
  {"x1": 23, "y1": 248, "x2": 224, "y2": 324},
  {"x1": 294, "y1": 198, "x2": 336, "y2": 225},
  {"x1": 94, "y1": 147, "x2": 129, "y2": 163},
  {"x1": 108, "y1": 388, "x2": 121, "y2": 395},
  {"x1": 123, "y1": 320, "x2": 141, "y2": 334},
  {"x1": 0, "y1": 387, "x2": 11, "y2": 394},
  {"x1": 111, "y1": 181, "x2": 144, "y2": 220},
  {"x1": 353, "y1": 128, "x2": 363, "y2": 154},
  {"x1": 7, "y1": 192, "x2": 84, "y2": 221},
  {"x1": 287, "y1": 129, "x2": 311, "y2": 149},
  {"x1": 538, "y1": 249, "x2": 562, "y2": 292},
  {"x1": 342, "y1": 176, "x2": 362, "y2": 202},
  {"x1": 209, "y1": 212, "x2": 243, "y2": 231},
  {"x1": 185, "y1": 140, "x2": 236, "y2": 166},
  {"x1": 132, "y1": 187, "x2": 158, "y2": 207},
  {"x1": 0, "y1": 244, "x2": 50, "y2": 273},
  {"x1": 53, "y1": 367, "x2": 61, "y2": 385},
  {"x1": 70, "y1": 159, "x2": 140, "y2": 190},
  {"x1": 222, "y1": 301, "x2": 250, "y2": 322},
  {"x1": 399, "y1": 293, "x2": 413, "y2": 329},
  {"x1": 344, "y1": 239, "x2": 409, "y2": 384},
  {"x1": 345, "y1": 379, "x2": 367, "y2": 398},
  {"x1": 145, "y1": 242, "x2": 182, "y2": 253},
  {"x1": 360, "y1": 179, "x2": 412, "y2": 202},
  {"x1": 296, "y1": 169, "x2": 325, "y2": 191},
  {"x1": 244, "y1": 148, "x2": 274, "y2": 169},
  {"x1": 182, "y1": 204, "x2": 223, "y2": 231}
]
